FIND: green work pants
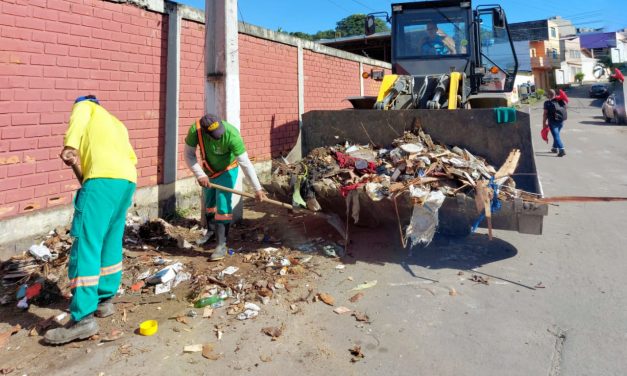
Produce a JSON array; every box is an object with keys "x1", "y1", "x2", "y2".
[
  {"x1": 68, "y1": 178, "x2": 135, "y2": 321},
  {"x1": 204, "y1": 167, "x2": 239, "y2": 224}
]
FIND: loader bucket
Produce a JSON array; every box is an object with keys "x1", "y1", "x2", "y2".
[{"x1": 296, "y1": 109, "x2": 548, "y2": 235}]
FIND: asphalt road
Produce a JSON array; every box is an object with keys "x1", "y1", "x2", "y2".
[
  {"x1": 319, "y1": 84, "x2": 627, "y2": 376},
  {"x1": 3, "y1": 84, "x2": 626, "y2": 376}
]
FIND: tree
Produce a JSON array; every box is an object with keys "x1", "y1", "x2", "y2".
[
  {"x1": 574, "y1": 72, "x2": 585, "y2": 84},
  {"x1": 288, "y1": 31, "x2": 313, "y2": 41},
  {"x1": 312, "y1": 29, "x2": 336, "y2": 40},
  {"x1": 335, "y1": 14, "x2": 389, "y2": 38}
]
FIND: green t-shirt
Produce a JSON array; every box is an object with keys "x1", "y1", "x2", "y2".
[{"x1": 185, "y1": 120, "x2": 246, "y2": 173}]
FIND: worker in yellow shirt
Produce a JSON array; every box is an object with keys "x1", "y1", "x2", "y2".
[{"x1": 44, "y1": 95, "x2": 137, "y2": 345}]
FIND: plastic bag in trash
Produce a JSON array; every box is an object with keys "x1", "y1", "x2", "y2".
[{"x1": 405, "y1": 191, "x2": 445, "y2": 246}]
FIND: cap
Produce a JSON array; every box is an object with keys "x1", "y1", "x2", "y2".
[
  {"x1": 200, "y1": 113, "x2": 225, "y2": 140},
  {"x1": 75, "y1": 95, "x2": 100, "y2": 105}
]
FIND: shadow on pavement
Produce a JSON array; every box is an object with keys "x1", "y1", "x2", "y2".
[{"x1": 337, "y1": 224, "x2": 518, "y2": 274}]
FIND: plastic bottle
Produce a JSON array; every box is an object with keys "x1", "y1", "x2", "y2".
[{"x1": 194, "y1": 295, "x2": 222, "y2": 308}]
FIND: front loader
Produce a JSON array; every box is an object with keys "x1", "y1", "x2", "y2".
[{"x1": 286, "y1": 0, "x2": 548, "y2": 236}]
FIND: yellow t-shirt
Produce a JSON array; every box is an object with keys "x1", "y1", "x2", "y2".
[{"x1": 64, "y1": 101, "x2": 137, "y2": 183}]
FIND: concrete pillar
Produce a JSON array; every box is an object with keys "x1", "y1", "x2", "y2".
[
  {"x1": 359, "y1": 62, "x2": 364, "y2": 96},
  {"x1": 205, "y1": 0, "x2": 242, "y2": 220},
  {"x1": 286, "y1": 42, "x2": 304, "y2": 163},
  {"x1": 160, "y1": 1, "x2": 181, "y2": 217}
]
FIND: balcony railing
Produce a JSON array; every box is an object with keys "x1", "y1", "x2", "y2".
[{"x1": 531, "y1": 56, "x2": 561, "y2": 69}]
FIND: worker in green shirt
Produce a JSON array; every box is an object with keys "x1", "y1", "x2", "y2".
[
  {"x1": 184, "y1": 113, "x2": 266, "y2": 261},
  {"x1": 44, "y1": 95, "x2": 137, "y2": 345}
]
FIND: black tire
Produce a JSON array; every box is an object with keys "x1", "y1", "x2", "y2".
[{"x1": 605, "y1": 116, "x2": 611, "y2": 123}]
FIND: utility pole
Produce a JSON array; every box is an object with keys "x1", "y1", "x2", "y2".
[{"x1": 203, "y1": 0, "x2": 243, "y2": 222}]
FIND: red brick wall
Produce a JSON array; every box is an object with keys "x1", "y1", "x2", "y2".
[
  {"x1": 0, "y1": 0, "x2": 166, "y2": 218},
  {"x1": 239, "y1": 34, "x2": 299, "y2": 160},
  {"x1": 304, "y1": 51, "x2": 361, "y2": 112},
  {"x1": 0, "y1": 0, "x2": 385, "y2": 221}
]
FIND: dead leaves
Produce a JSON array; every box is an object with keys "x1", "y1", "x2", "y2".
[
  {"x1": 318, "y1": 293, "x2": 335, "y2": 306},
  {"x1": 348, "y1": 292, "x2": 363, "y2": 303},
  {"x1": 349, "y1": 345, "x2": 365, "y2": 362},
  {"x1": 0, "y1": 325, "x2": 21, "y2": 347},
  {"x1": 261, "y1": 326, "x2": 283, "y2": 340}
]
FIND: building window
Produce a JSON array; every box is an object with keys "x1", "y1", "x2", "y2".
[
  {"x1": 552, "y1": 49, "x2": 558, "y2": 59},
  {"x1": 569, "y1": 50, "x2": 581, "y2": 59},
  {"x1": 530, "y1": 48, "x2": 536, "y2": 57},
  {"x1": 550, "y1": 27, "x2": 557, "y2": 38}
]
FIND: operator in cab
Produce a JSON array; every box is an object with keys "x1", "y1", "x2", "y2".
[{"x1": 418, "y1": 22, "x2": 456, "y2": 55}]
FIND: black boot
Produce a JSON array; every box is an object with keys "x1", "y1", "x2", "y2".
[
  {"x1": 557, "y1": 149, "x2": 566, "y2": 157},
  {"x1": 44, "y1": 314, "x2": 99, "y2": 345},
  {"x1": 197, "y1": 216, "x2": 216, "y2": 245},
  {"x1": 209, "y1": 223, "x2": 227, "y2": 261}
]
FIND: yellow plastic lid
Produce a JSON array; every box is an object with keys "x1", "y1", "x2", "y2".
[{"x1": 139, "y1": 320, "x2": 158, "y2": 336}]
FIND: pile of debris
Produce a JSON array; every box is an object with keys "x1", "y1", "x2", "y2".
[
  {"x1": 0, "y1": 215, "x2": 323, "y2": 328},
  {"x1": 273, "y1": 128, "x2": 532, "y2": 245}
]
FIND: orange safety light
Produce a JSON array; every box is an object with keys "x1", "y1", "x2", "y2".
[
  {"x1": 490, "y1": 66, "x2": 499, "y2": 74},
  {"x1": 362, "y1": 71, "x2": 370, "y2": 79}
]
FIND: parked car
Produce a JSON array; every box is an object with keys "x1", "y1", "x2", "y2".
[
  {"x1": 589, "y1": 84, "x2": 609, "y2": 98},
  {"x1": 601, "y1": 93, "x2": 626, "y2": 124}
]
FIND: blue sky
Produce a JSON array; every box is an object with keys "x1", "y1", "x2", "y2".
[{"x1": 180, "y1": 0, "x2": 626, "y2": 34}]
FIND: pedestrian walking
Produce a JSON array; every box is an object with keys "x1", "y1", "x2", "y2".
[
  {"x1": 44, "y1": 95, "x2": 137, "y2": 345},
  {"x1": 184, "y1": 113, "x2": 266, "y2": 261},
  {"x1": 543, "y1": 89, "x2": 567, "y2": 157}
]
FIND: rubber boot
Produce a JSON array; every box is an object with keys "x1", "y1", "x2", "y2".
[
  {"x1": 95, "y1": 299, "x2": 115, "y2": 318},
  {"x1": 209, "y1": 223, "x2": 227, "y2": 261},
  {"x1": 44, "y1": 314, "x2": 99, "y2": 345},
  {"x1": 196, "y1": 217, "x2": 216, "y2": 245}
]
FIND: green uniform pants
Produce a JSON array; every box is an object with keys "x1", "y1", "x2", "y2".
[
  {"x1": 68, "y1": 178, "x2": 135, "y2": 321},
  {"x1": 204, "y1": 167, "x2": 239, "y2": 224}
]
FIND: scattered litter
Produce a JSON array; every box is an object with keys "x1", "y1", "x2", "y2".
[
  {"x1": 202, "y1": 344, "x2": 220, "y2": 360},
  {"x1": 220, "y1": 266, "x2": 239, "y2": 276},
  {"x1": 470, "y1": 275, "x2": 489, "y2": 285},
  {"x1": 139, "y1": 320, "x2": 158, "y2": 336},
  {"x1": 449, "y1": 288, "x2": 457, "y2": 296},
  {"x1": 154, "y1": 281, "x2": 172, "y2": 295},
  {"x1": 183, "y1": 344, "x2": 204, "y2": 353},
  {"x1": 236, "y1": 310, "x2": 258, "y2": 320},
  {"x1": 101, "y1": 329, "x2": 124, "y2": 342},
  {"x1": 333, "y1": 306, "x2": 351, "y2": 315},
  {"x1": 335, "y1": 264, "x2": 346, "y2": 270},
  {"x1": 146, "y1": 263, "x2": 183, "y2": 285},
  {"x1": 187, "y1": 310, "x2": 198, "y2": 318},
  {"x1": 352, "y1": 311, "x2": 370, "y2": 323},
  {"x1": 318, "y1": 293, "x2": 335, "y2": 306},
  {"x1": 348, "y1": 293, "x2": 364, "y2": 303},
  {"x1": 0, "y1": 324, "x2": 21, "y2": 347},
  {"x1": 202, "y1": 308, "x2": 213, "y2": 318},
  {"x1": 534, "y1": 282, "x2": 545, "y2": 289},
  {"x1": 54, "y1": 312, "x2": 67, "y2": 324},
  {"x1": 349, "y1": 345, "x2": 365, "y2": 362},
  {"x1": 351, "y1": 280, "x2": 378, "y2": 291},
  {"x1": 28, "y1": 243, "x2": 52, "y2": 262},
  {"x1": 261, "y1": 326, "x2": 283, "y2": 340},
  {"x1": 260, "y1": 354, "x2": 272, "y2": 362}
]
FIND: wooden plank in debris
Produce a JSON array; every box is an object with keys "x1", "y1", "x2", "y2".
[{"x1": 495, "y1": 149, "x2": 521, "y2": 179}]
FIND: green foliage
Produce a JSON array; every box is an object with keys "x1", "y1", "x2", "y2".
[
  {"x1": 574, "y1": 72, "x2": 585, "y2": 84},
  {"x1": 288, "y1": 31, "x2": 313, "y2": 41},
  {"x1": 335, "y1": 14, "x2": 389, "y2": 38},
  {"x1": 313, "y1": 29, "x2": 337, "y2": 40},
  {"x1": 280, "y1": 13, "x2": 390, "y2": 41},
  {"x1": 536, "y1": 88, "x2": 545, "y2": 97}
]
